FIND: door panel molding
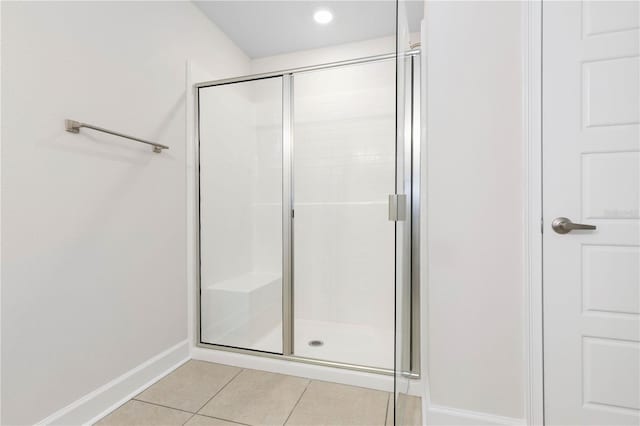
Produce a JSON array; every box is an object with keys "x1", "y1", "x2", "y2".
[{"x1": 523, "y1": 1, "x2": 544, "y2": 425}]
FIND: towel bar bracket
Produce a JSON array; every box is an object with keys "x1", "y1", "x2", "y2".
[{"x1": 65, "y1": 119, "x2": 82, "y2": 134}]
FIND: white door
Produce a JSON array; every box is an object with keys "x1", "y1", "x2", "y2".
[{"x1": 543, "y1": 1, "x2": 640, "y2": 425}]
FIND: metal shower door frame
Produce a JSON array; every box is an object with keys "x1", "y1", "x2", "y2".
[{"x1": 194, "y1": 51, "x2": 421, "y2": 377}]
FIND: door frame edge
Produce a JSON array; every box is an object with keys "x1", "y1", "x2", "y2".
[{"x1": 522, "y1": 1, "x2": 544, "y2": 425}]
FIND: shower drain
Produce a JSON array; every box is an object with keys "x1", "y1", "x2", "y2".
[{"x1": 308, "y1": 340, "x2": 324, "y2": 347}]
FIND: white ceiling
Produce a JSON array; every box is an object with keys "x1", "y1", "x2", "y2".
[{"x1": 194, "y1": 1, "x2": 423, "y2": 58}]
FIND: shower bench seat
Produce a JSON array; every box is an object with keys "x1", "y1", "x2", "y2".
[{"x1": 200, "y1": 272, "x2": 282, "y2": 352}]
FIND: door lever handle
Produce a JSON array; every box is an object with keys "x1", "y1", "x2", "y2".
[{"x1": 552, "y1": 217, "x2": 596, "y2": 234}]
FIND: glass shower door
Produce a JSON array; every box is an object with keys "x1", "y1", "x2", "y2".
[
  {"x1": 395, "y1": 0, "x2": 424, "y2": 424},
  {"x1": 292, "y1": 60, "x2": 397, "y2": 370},
  {"x1": 198, "y1": 76, "x2": 284, "y2": 354}
]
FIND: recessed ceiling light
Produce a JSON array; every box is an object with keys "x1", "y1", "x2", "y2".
[{"x1": 313, "y1": 9, "x2": 333, "y2": 24}]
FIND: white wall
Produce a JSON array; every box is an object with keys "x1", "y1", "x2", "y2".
[
  {"x1": 1, "y1": 2, "x2": 249, "y2": 424},
  {"x1": 1, "y1": 1, "x2": 529, "y2": 422},
  {"x1": 251, "y1": 35, "x2": 396, "y2": 74},
  {"x1": 423, "y1": 1, "x2": 525, "y2": 422}
]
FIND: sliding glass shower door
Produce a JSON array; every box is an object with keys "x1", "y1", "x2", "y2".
[
  {"x1": 196, "y1": 56, "x2": 418, "y2": 378},
  {"x1": 395, "y1": 0, "x2": 423, "y2": 423},
  {"x1": 292, "y1": 60, "x2": 396, "y2": 370},
  {"x1": 198, "y1": 76, "x2": 284, "y2": 354}
]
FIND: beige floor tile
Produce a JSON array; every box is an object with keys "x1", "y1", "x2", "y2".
[
  {"x1": 385, "y1": 394, "x2": 392, "y2": 426},
  {"x1": 387, "y1": 394, "x2": 422, "y2": 426},
  {"x1": 399, "y1": 395, "x2": 422, "y2": 426},
  {"x1": 286, "y1": 381, "x2": 389, "y2": 426},
  {"x1": 199, "y1": 369, "x2": 309, "y2": 426},
  {"x1": 135, "y1": 360, "x2": 241, "y2": 413},
  {"x1": 185, "y1": 414, "x2": 244, "y2": 426},
  {"x1": 94, "y1": 400, "x2": 192, "y2": 426}
]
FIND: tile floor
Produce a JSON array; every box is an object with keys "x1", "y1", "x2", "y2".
[{"x1": 95, "y1": 360, "x2": 422, "y2": 426}]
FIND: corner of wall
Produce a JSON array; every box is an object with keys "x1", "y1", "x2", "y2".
[{"x1": 37, "y1": 340, "x2": 189, "y2": 425}]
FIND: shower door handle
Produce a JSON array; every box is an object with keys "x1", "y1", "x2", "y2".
[{"x1": 389, "y1": 194, "x2": 407, "y2": 221}]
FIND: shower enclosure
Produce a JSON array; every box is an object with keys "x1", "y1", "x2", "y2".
[{"x1": 196, "y1": 53, "x2": 420, "y2": 376}]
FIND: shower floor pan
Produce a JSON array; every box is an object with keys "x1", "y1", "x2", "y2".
[{"x1": 254, "y1": 319, "x2": 393, "y2": 370}]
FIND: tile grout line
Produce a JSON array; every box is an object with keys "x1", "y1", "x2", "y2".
[
  {"x1": 126, "y1": 365, "x2": 245, "y2": 426},
  {"x1": 93, "y1": 398, "x2": 132, "y2": 424},
  {"x1": 195, "y1": 413, "x2": 252, "y2": 426},
  {"x1": 180, "y1": 367, "x2": 245, "y2": 426},
  {"x1": 108, "y1": 363, "x2": 400, "y2": 426},
  {"x1": 194, "y1": 367, "x2": 246, "y2": 413},
  {"x1": 282, "y1": 379, "x2": 312, "y2": 426},
  {"x1": 135, "y1": 359, "x2": 192, "y2": 398},
  {"x1": 97, "y1": 361, "x2": 194, "y2": 424},
  {"x1": 181, "y1": 412, "x2": 197, "y2": 426},
  {"x1": 129, "y1": 399, "x2": 196, "y2": 415},
  {"x1": 384, "y1": 393, "x2": 390, "y2": 425}
]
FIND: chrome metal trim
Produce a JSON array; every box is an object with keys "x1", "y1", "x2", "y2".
[
  {"x1": 398, "y1": 195, "x2": 407, "y2": 222},
  {"x1": 195, "y1": 50, "x2": 421, "y2": 89},
  {"x1": 282, "y1": 74, "x2": 294, "y2": 355},
  {"x1": 410, "y1": 56, "x2": 421, "y2": 376},
  {"x1": 64, "y1": 119, "x2": 168, "y2": 153},
  {"x1": 195, "y1": 341, "x2": 394, "y2": 376},
  {"x1": 399, "y1": 55, "x2": 414, "y2": 376},
  {"x1": 195, "y1": 85, "x2": 203, "y2": 350},
  {"x1": 401, "y1": 371, "x2": 420, "y2": 379}
]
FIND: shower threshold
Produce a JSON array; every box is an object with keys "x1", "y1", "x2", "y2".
[{"x1": 198, "y1": 320, "x2": 395, "y2": 376}]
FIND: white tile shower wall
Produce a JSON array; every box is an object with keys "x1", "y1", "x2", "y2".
[
  {"x1": 198, "y1": 77, "x2": 283, "y2": 352},
  {"x1": 1, "y1": 2, "x2": 250, "y2": 424},
  {"x1": 293, "y1": 61, "x2": 396, "y2": 332},
  {"x1": 252, "y1": 83, "x2": 285, "y2": 276},
  {"x1": 199, "y1": 82, "x2": 256, "y2": 285}
]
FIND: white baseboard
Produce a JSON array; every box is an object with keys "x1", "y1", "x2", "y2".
[
  {"x1": 191, "y1": 346, "x2": 422, "y2": 397},
  {"x1": 37, "y1": 340, "x2": 190, "y2": 426},
  {"x1": 425, "y1": 404, "x2": 526, "y2": 426}
]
